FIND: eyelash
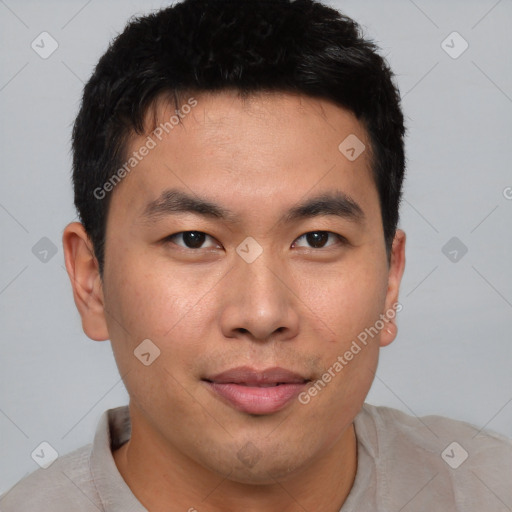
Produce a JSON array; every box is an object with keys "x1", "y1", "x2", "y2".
[{"x1": 162, "y1": 231, "x2": 348, "y2": 251}]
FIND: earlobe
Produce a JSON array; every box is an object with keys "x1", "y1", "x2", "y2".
[
  {"x1": 380, "y1": 229, "x2": 406, "y2": 348},
  {"x1": 62, "y1": 222, "x2": 110, "y2": 341},
  {"x1": 380, "y1": 321, "x2": 397, "y2": 347}
]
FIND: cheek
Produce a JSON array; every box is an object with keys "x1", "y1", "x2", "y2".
[
  {"x1": 293, "y1": 258, "x2": 386, "y2": 419},
  {"x1": 103, "y1": 261, "x2": 202, "y2": 407},
  {"x1": 296, "y1": 259, "x2": 387, "y2": 343},
  {"x1": 105, "y1": 255, "x2": 196, "y2": 338},
  {"x1": 103, "y1": 253, "x2": 218, "y2": 377}
]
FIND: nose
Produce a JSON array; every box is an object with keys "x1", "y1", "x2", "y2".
[{"x1": 219, "y1": 252, "x2": 300, "y2": 343}]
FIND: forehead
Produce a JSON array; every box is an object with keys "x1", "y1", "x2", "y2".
[{"x1": 110, "y1": 90, "x2": 380, "y2": 228}]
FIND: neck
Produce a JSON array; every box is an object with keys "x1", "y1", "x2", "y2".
[{"x1": 113, "y1": 406, "x2": 358, "y2": 512}]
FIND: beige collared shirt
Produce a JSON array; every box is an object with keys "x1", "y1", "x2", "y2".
[{"x1": 2, "y1": 403, "x2": 511, "y2": 511}]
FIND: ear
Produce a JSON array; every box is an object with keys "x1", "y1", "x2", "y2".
[
  {"x1": 379, "y1": 229, "x2": 406, "y2": 347},
  {"x1": 62, "y1": 222, "x2": 109, "y2": 341}
]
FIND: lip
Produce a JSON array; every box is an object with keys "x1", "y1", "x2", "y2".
[{"x1": 203, "y1": 366, "x2": 311, "y2": 415}]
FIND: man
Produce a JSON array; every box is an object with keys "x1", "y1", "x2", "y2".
[{"x1": 2, "y1": 0, "x2": 510, "y2": 510}]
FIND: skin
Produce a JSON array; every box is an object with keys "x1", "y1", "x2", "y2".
[{"x1": 63, "y1": 90, "x2": 406, "y2": 512}]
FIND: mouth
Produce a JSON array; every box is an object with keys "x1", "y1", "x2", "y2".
[{"x1": 202, "y1": 366, "x2": 311, "y2": 415}]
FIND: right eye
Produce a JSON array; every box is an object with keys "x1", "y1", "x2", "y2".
[{"x1": 162, "y1": 231, "x2": 222, "y2": 250}]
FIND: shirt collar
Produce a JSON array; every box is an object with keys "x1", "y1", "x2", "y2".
[{"x1": 89, "y1": 406, "x2": 147, "y2": 512}]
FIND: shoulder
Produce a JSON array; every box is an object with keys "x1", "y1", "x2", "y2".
[
  {"x1": 0, "y1": 443, "x2": 101, "y2": 512},
  {"x1": 355, "y1": 403, "x2": 512, "y2": 510},
  {"x1": 359, "y1": 402, "x2": 512, "y2": 450}
]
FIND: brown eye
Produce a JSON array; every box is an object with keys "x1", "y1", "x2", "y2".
[
  {"x1": 165, "y1": 231, "x2": 219, "y2": 249},
  {"x1": 293, "y1": 231, "x2": 346, "y2": 249}
]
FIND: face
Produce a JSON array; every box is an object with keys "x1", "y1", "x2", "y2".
[{"x1": 65, "y1": 90, "x2": 405, "y2": 484}]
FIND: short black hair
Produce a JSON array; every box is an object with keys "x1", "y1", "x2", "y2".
[{"x1": 72, "y1": 0, "x2": 406, "y2": 275}]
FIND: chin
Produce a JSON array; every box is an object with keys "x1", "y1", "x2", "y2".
[
  {"x1": 201, "y1": 449, "x2": 310, "y2": 485},
  {"x1": 227, "y1": 465, "x2": 302, "y2": 486}
]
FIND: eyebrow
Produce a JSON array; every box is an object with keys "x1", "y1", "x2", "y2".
[{"x1": 141, "y1": 188, "x2": 365, "y2": 225}]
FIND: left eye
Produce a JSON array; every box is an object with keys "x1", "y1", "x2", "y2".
[{"x1": 292, "y1": 231, "x2": 346, "y2": 249}]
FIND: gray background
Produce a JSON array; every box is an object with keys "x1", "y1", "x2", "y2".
[{"x1": 1, "y1": 0, "x2": 511, "y2": 494}]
